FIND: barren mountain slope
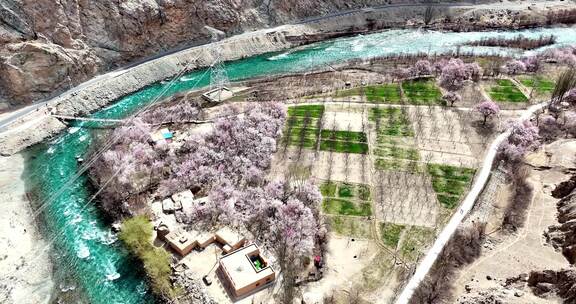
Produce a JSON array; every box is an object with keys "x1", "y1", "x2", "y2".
[{"x1": 0, "y1": 0, "x2": 400, "y2": 108}]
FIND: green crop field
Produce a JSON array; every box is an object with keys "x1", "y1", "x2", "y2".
[
  {"x1": 370, "y1": 107, "x2": 414, "y2": 137},
  {"x1": 380, "y1": 223, "x2": 405, "y2": 248},
  {"x1": 488, "y1": 79, "x2": 528, "y2": 102},
  {"x1": 427, "y1": 164, "x2": 476, "y2": 209},
  {"x1": 518, "y1": 75, "x2": 555, "y2": 94},
  {"x1": 321, "y1": 129, "x2": 368, "y2": 142},
  {"x1": 319, "y1": 140, "x2": 369, "y2": 154},
  {"x1": 374, "y1": 146, "x2": 420, "y2": 160},
  {"x1": 402, "y1": 79, "x2": 442, "y2": 105},
  {"x1": 283, "y1": 105, "x2": 324, "y2": 148},
  {"x1": 400, "y1": 226, "x2": 436, "y2": 261},
  {"x1": 287, "y1": 105, "x2": 325, "y2": 118},
  {"x1": 335, "y1": 84, "x2": 403, "y2": 104},
  {"x1": 321, "y1": 181, "x2": 372, "y2": 216},
  {"x1": 329, "y1": 216, "x2": 372, "y2": 238},
  {"x1": 322, "y1": 198, "x2": 372, "y2": 216},
  {"x1": 321, "y1": 181, "x2": 372, "y2": 201}
]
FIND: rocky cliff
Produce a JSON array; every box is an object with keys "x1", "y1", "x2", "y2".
[
  {"x1": 546, "y1": 176, "x2": 576, "y2": 265},
  {"x1": 0, "y1": 0, "x2": 409, "y2": 109}
]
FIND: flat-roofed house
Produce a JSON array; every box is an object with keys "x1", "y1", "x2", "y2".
[
  {"x1": 196, "y1": 231, "x2": 216, "y2": 249},
  {"x1": 171, "y1": 190, "x2": 193, "y2": 211},
  {"x1": 202, "y1": 87, "x2": 234, "y2": 103},
  {"x1": 164, "y1": 229, "x2": 197, "y2": 256},
  {"x1": 218, "y1": 244, "x2": 276, "y2": 298},
  {"x1": 215, "y1": 227, "x2": 246, "y2": 253}
]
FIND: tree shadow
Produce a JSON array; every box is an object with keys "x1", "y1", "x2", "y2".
[{"x1": 470, "y1": 119, "x2": 497, "y2": 137}]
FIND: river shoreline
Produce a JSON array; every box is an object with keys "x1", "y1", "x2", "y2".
[
  {"x1": 0, "y1": 0, "x2": 574, "y2": 156},
  {"x1": 0, "y1": 154, "x2": 54, "y2": 304}
]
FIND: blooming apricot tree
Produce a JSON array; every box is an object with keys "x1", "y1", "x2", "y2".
[
  {"x1": 442, "y1": 91, "x2": 461, "y2": 107},
  {"x1": 439, "y1": 58, "x2": 482, "y2": 91},
  {"x1": 504, "y1": 60, "x2": 527, "y2": 75},
  {"x1": 413, "y1": 60, "x2": 433, "y2": 76},
  {"x1": 474, "y1": 100, "x2": 500, "y2": 125}
]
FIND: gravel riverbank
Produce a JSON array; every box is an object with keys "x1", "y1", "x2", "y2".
[{"x1": 0, "y1": 154, "x2": 54, "y2": 304}]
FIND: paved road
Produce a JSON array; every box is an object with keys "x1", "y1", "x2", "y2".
[
  {"x1": 0, "y1": 0, "x2": 483, "y2": 133},
  {"x1": 0, "y1": 69, "x2": 129, "y2": 132},
  {"x1": 295, "y1": 1, "x2": 477, "y2": 24},
  {"x1": 0, "y1": 0, "x2": 557, "y2": 133},
  {"x1": 394, "y1": 101, "x2": 548, "y2": 304}
]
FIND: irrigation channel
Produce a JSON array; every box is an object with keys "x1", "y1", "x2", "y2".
[{"x1": 22, "y1": 26, "x2": 576, "y2": 303}]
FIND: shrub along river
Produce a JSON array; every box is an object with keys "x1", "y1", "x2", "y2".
[{"x1": 23, "y1": 27, "x2": 576, "y2": 303}]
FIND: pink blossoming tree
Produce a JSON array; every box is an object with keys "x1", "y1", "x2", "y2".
[
  {"x1": 475, "y1": 100, "x2": 500, "y2": 125},
  {"x1": 442, "y1": 92, "x2": 462, "y2": 107}
]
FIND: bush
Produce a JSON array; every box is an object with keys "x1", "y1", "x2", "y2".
[
  {"x1": 502, "y1": 164, "x2": 534, "y2": 232},
  {"x1": 119, "y1": 216, "x2": 178, "y2": 298}
]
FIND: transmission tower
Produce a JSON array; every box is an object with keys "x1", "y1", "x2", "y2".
[
  {"x1": 206, "y1": 26, "x2": 230, "y2": 103},
  {"x1": 209, "y1": 50, "x2": 230, "y2": 90}
]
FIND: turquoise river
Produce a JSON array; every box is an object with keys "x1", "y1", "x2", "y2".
[{"x1": 22, "y1": 27, "x2": 576, "y2": 303}]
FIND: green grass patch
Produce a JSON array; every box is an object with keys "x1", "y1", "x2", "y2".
[
  {"x1": 319, "y1": 140, "x2": 369, "y2": 154},
  {"x1": 282, "y1": 105, "x2": 324, "y2": 149},
  {"x1": 401, "y1": 79, "x2": 442, "y2": 105},
  {"x1": 287, "y1": 105, "x2": 325, "y2": 118},
  {"x1": 518, "y1": 75, "x2": 555, "y2": 94},
  {"x1": 338, "y1": 183, "x2": 354, "y2": 198},
  {"x1": 427, "y1": 164, "x2": 475, "y2": 209},
  {"x1": 321, "y1": 181, "x2": 371, "y2": 201},
  {"x1": 374, "y1": 146, "x2": 419, "y2": 160},
  {"x1": 323, "y1": 198, "x2": 372, "y2": 216},
  {"x1": 120, "y1": 216, "x2": 180, "y2": 298},
  {"x1": 370, "y1": 107, "x2": 414, "y2": 137},
  {"x1": 375, "y1": 158, "x2": 423, "y2": 173},
  {"x1": 336, "y1": 84, "x2": 403, "y2": 103},
  {"x1": 400, "y1": 226, "x2": 435, "y2": 261},
  {"x1": 284, "y1": 127, "x2": 317, "y2": 140},
  {"x1": 488, "y1": 79, "x2": 528, "y2": 102},
  {"x1": 328, "y1": 216, "x2": 372, "y2": 238},
  {"x1": 320, "y1": 129, "x2": 367, "y2": 143},
  {"x1": 380, "y1": 223, "x2": 405, "y2": 248},
  {"x1": 282, "y1": 134, "x2": 317, "y2": 149},
  {"x1": 437, "y1": 194, "x2": 461, "y2": 209},
  {"x1": 320, "y1": 181, "x2": 337, "y2": 197},
  {"x1": 357, "y1": 184, "x2": 371, "y2": 201},
  {"x1": 427, "y1": 164, "x2": 475, "y2": 182},
  {"x1": 286, "y1": 116, "x2": 320, "y2": 128}
]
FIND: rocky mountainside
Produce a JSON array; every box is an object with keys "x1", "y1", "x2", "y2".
[
  {"x1": 546, "y1": 175, "x2": 576, "y2": 265},
  {"x1": 0, "y1": 0, "x2": 409, "y2": 109}
]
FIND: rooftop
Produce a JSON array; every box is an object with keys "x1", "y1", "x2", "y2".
[
  {"x1": 215, "y1": 227, "x2": 245, "y2": 248},
  {"x1": 164, "y1": 229, "x2": 196, "y2": 255},
  {"x1": 202, "y1": 87, "x2": 234, "y2": 103},
  {"x1": 219, "y1": 244, "x2": 275, "y2": 291}
]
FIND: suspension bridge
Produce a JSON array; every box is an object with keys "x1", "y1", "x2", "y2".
[{"x1": 51, "y1": 115, "x2": 126, "y2": 124}]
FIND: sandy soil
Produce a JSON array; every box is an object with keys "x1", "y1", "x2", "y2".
[
  {"x1": 373, "y1": 170, "x2": 439, "y2": 228},
  {"x1": 302, "y1": 234, "x2": 380, "y2": 301},
  {"x1": 0, "y1": 154, "x2": 53, "y2": 304},
  {"x1": 322, "y1": 111, "x2": 366, "y2": 132},
  {"x1": 451, "y1": 140, "x2": 576, "y2": 304},
  {"x1": 312, "y1": 151, "x2": 371, "y2": 185}
]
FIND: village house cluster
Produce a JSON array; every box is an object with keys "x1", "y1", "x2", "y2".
[{"x1": 153, "y1": 189, "x2": 276, "y2": 300}]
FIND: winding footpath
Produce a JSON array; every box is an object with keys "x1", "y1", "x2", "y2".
[{"x1": 395, "y1": 102, "x2": 548, "y2": 304}]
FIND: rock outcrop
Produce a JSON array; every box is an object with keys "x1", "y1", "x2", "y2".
[
  {"x1": 3, "y1": 0, "x2": 572, "y2": 109},
  {"x1": 527, "y1": 269, "x2": 576, "y2": 303},
  {"x1": 546, "y1": 184, "x2": 576, "y2": 265},
  {"x1": 1, "y1": 0, "x2": 397, "y2": 108}
]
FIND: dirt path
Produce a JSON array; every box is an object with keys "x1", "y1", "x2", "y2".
[{"x1": 395, "y1": 102, "x2": 548, "y2": 304}]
